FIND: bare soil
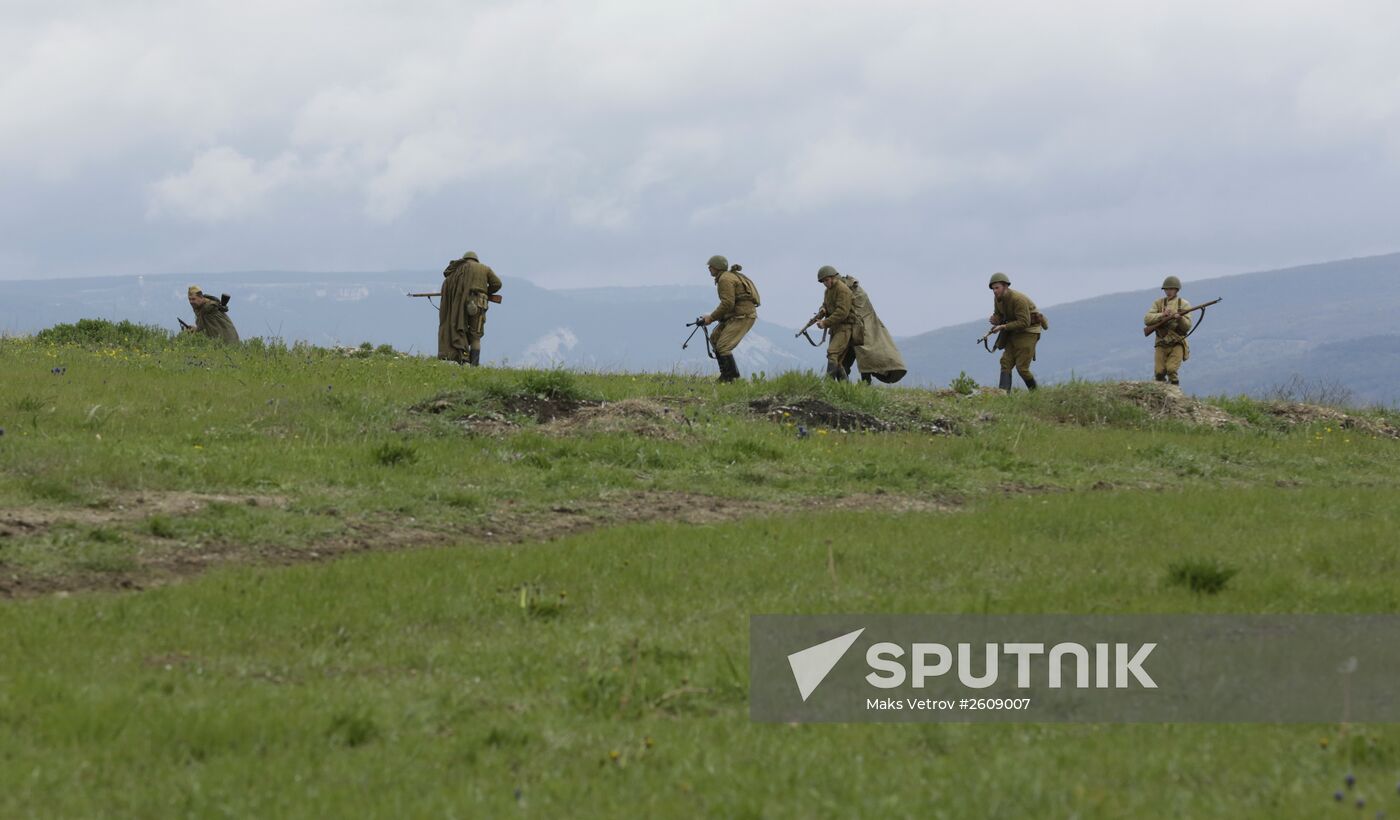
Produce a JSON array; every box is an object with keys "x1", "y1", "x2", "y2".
[{"x1": 0, "y1": 491, "x2": 957, "y2": 599}]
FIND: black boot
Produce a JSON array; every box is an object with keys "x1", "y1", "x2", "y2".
[
  {"x1": 1023, "y1": 375, "x2": 1037, "y2": 391},
  {"x1": 860, "y1": 372, "x2": 872, "y2": 385},
  {"x1": 999, "y1": 371, "x2": 1013, "y2": 394},
  {"x1": 468, "y1": 349, "x2": 481, "y2": 367},
  {"x1": 826, "y1": 362, "x2": 844, "y2": 381},
  {"x1": 718, "y1": 354, "x2": 740, "y2": 383}
]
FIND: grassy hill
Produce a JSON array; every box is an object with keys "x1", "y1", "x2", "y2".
[
  {"x1": 2, "y1": 322, "x2": 1399, "y2": 817},
  {"x1": 900, "y1": 252, "x2": 1400, "y2": 404}
]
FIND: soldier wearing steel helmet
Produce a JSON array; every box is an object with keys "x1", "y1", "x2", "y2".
[
  {"x1": 437, "y1": 250, "x2": 502, "y2": 366},
  {"x1": 1144, "y1": 275, "x2": 1192, "y2": 386},
  {"x1": 814, "y1": 265, "x2": 862, "y2": 381},
  {"x1": 987, "y1": 272, "x2": 1045, "y2": 393},
  {"x1": 698, "y1": 254, "x2": 760, "y2": 382}
]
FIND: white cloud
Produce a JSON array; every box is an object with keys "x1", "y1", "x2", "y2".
[
  {"x1": 4, "y1": 1, "x2": 1400, "y2": 332},
  {"x1": 147, "y1": 147, "x2": 299, "y2": 223}
]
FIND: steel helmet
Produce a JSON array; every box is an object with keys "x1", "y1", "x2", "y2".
[
  {"x1": 988, "y1": 272, "x2": 1011, "y2": 288},
  {"x1": 817, "y1": 265, "x2": 839, "y2": 282}
]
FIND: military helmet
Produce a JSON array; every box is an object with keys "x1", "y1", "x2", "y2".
[
  {"x1": 988, "y1": 272, "x2": 1011, "y2": 288},
  {"x1": 817, "y1": 264, "x2": 839, "y2": 282},
  {"x1": 707, "y1": 254, "x2": 728, "y2": 271},
  {"x1": 463, "y1": 251, "x2": 479, "y2": 262},
  {"x1": 1161, "y1": 275, "x2": 1181, "y2": 290}
]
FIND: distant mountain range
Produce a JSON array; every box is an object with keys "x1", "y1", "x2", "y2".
[
  {"x1": 898, "y1": 252, "x2": 1400, "y2": 404},
  {"x1": 3, "y1": 252, "x2": 1399, "y2": 404}
]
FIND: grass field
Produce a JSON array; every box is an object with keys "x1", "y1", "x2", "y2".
[{"x1": 2, "y1": 322, "x2": 1399, "y2": 817}]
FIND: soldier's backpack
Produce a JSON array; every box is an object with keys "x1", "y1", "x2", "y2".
[{"x1": 730, "y1": 265, "x2": 760, "y2": 307}]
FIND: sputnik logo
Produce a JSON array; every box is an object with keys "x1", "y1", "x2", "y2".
[{"x1": 787, "y1": 628, "x2": 865, "y2": 702}]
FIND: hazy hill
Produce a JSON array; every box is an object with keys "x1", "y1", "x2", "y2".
[
  {"x1": 899, "y1": 253, "x2": 1400, "y2": 404},
  {"x1": 3, "y1": 251, "x2": 1399, "y2": 402},
  {"x1": 0, "y1": 271, "x2": 817, "y2": 376}
]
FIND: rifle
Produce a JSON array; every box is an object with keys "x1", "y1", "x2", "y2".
[
  {"x1": 409, "y1": 292, "x2": 503, "y2": 302},
  {"x1": 178, "y1": 317, "x2": 193, "y2": 331},
  {"x1": 796, "y1": 310, "x2": 827, "y2": 347},
  {"x1": 975, "y1": 328, "x2": 1000, "y2": 353},
  {"x1": 682, "y1": 317, "x2": 714, "y2": 359},
  {"x1": 409, "y1": 292, "x2": 503, "y2": 310},
  {"x1": 1143, "y1": 297, "x2": 1221, "y2": 338}
]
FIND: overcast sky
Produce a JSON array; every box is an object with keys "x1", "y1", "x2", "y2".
[{"x1": 3, "y1": 0, "x2": 1398, "y2": 332}]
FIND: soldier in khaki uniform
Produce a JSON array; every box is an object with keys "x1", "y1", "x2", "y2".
[
  {"x1": 184, "y1": 285, "x2": 240, "y2": 343},
  {"x1": 437, "y1": 250, "x2": 502, "y2": 366},
  {"x1": 1144, "y1": 275, "x2": 1192, "y2": 385},
  {"x1": 815, "y1": 265, "x2": 862, "y2": 381},
  {"x1": 987, "y1": 272, "x2": 1044, "y2": 392},
  {"x1": 699, "y1": 254, "x2": 759, "y2": 382}
]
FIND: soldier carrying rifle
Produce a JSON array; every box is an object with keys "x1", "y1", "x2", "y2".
[{"x1": 432, "y1": 250, "x2": 502, "y2": 366}]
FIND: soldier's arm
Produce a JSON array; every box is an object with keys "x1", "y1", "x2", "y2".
[
  {"x1": 1173, "y1": 299, "x2": 1192, "y2": 332},
  {"x1": 711, "y1": 275, "x2": 736, "y2": 321},
  {"x1": 825, "y1": 286, "x2": 852, "y2": 325},
  {"x1": 1000, "y1": 296, "x2": 1032, "y2": 331},
  {"x1": 1144, "y1": 303, "x2": 1166, "y2": 325},
  {"x1": 486, "y1": 267, "x2": 502, "y2": 294}
]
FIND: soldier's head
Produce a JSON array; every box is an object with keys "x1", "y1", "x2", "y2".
[
  {"x1": 1161, "y1": 275, "x2": 1181, "y2": 298},
  {"x1": 462, "y1": 251, "x2": 479, "y2": 262},
  {"x1": 187, "y1": 285, "x2": 204, "y2": 306},
  {"x1": 988, "y1": 272, "x2": 1011, "y2": 296},
  {"x1": 707, "y1": 255, "x2": 728, "y2": 275},
  {"x1": 818, "y1": 265, "x2": 839, "y2": 288}
]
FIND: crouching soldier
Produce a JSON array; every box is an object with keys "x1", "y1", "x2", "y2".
[
  {"x1": 185, "y1": 286, "x2": 240, "y2": 343},
  {"x1": 987, "y1": 272, "x2": 1045, "y2": 392},
  {"x1": 699, "y1": 254, "x2": 760, "y2": 382},
  {"x1": 1145, "y1": 276, "x2": 1191, "y2": 386}
]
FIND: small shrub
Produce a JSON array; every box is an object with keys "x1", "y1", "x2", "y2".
[
  {"x1": 518, "y1": 369, "x2": 584, "y2": 402},
  {"x1": 146, "y1": 515, "x2": 179, "y2": 539},
  {"x1": 950, "y1": 371, "x2": 979, "y2": 395},
  {"x1": 372, "y1": 442, "x2": 418, "y2": 466},
  {"x1": 1166, "y1": 558, "x2": 1238, "y2": 595},
  {"x1": 34, "y1": 319, "x2": 173, "y2": 350},
  {"x1": 326, "y1": 711, "x2": 380, "y2": 747}
]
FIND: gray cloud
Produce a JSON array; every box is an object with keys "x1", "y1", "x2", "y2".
[{"x1": 2, "y1": 0, "x2": 1399, "y2": 333}]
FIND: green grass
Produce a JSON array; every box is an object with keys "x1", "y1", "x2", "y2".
[
  {"x1": 2, "y1": 324, "x2": 1400, "y2": 816},
  {"x1": 2, "y1": 488, "x2": 1399, "y2": 816}
]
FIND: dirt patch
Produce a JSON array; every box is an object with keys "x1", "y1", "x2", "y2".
[
  {"x1": 0, "y1": 492, "x2": 286, "y2": 539},
  {"x1": 411, "y1": 391, "x2": 602, "y2": 434},
  {"x1": 542, "y1": 399, "x2": 691, "y2": 440},
  {"x1": 1112, "y1": 382, "x2": 1238, "y2": 428},
  {"x1": 1260, "y1": 403, "x2": 1400, "y2": 438},
  {"x1": 0, "y1": 491, "x2": 957, "y2": 599},
  {"x1": 749, "y1": 397, "x2": 897, "y2": 433}
]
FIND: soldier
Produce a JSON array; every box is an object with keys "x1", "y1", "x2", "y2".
[
  {"x1": 1144, "y1": 275, "x2": 1192, "y2": 386},
  {"x1": 184, "y1": 286, "x2": 240, "y2": 343},
  {"x1": 838, "y1": 271, "x2": 906, "y2": 384},
  {"x1": 437, "y1": 250, "x2": 502, "y2": 366},
  {"x1": 987, "y1": 272, "x2": 1045, "y2": 392},
  {"x1": 698, "y1": 254, "x2": 760, "y2": 382},
  {"x1": 815, "y1": 265, "x2": 861, "y2": 381}
]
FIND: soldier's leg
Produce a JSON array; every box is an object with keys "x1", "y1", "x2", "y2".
[
  {"x1": 1015, "y1": 336, "x2": 1038, "y2": 389},
  {"x1": 1163, "y1": 345, "x2": 1184, "y2": 385},
  {"x1": 713, "y1": 318, "x2": 753, "y2": 382},
  {"x1": 1154, "y1": 346, "x2": 1168, "y2": 381},
  {"x1": 998, "y1": 346, "x2": 1015, "y2": 393},
  {"x1": 826, "y1": 327, "x2": 851, "y2": 380}
]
